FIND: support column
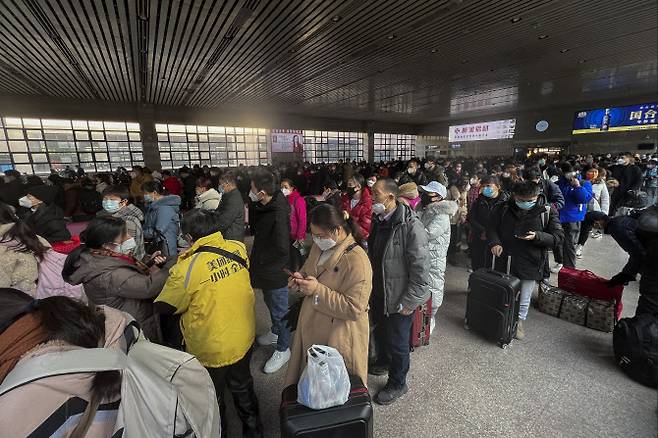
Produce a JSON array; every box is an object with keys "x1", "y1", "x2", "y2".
[
  {"x1": 137, "y1": 107, "x2": 161, "y2": 170},
  {"x1": 367, "y1": 127, "x2": 375, "y2": 164}
]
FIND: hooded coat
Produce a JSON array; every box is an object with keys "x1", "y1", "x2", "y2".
[
  {"x1": 143, "y1": 195, "x2": 181, "y2": 256},
  {"x1": 63, "y1": 249, "x2": 173, "y2": 341},
  {"x1": 420, "y1": 200, "x2": 458, "y2": 309},
  {"x1": 195, "y1": 188, "x2": 222, "y2": 211}
]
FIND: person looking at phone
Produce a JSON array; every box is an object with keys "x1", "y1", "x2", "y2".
[
  {"x1": 284, "y1": 204, "x2": 372, "y2": 389},
  {"x1": 487, "y1": 181, "x2": 564, "y2": 340},
  {"x1": 551, "y1": 163, "x2": 593, "y2": 272}
]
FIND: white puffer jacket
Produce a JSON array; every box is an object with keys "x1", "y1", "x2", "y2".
[
  {"x1": 420, "y1": 200, "x2": 459, "y2": 310},
  {"x1": 588, "y1": 181, "x2": 610, "y2": 215}
]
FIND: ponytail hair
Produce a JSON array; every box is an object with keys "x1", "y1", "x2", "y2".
[
  {"x1": 0, "y1": 202, "x2": 48, "y2": 260},
  {"x1": 309, "y1": 204, "x2": 365, "y2": 248}
]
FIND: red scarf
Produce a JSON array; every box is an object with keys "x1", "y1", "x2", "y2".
[{"x1": 89, "y1": 248, "x2": 150, "y2": 274}]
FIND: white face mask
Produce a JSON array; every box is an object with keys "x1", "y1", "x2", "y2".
[
  {"x1": 469, "y1": 178, "x2": 477, "y2": 185},
  {"x1": 549, "y1": 175, "x2": 559, "y2": 183},
  {"x1": 407, "y1": 167, "x2": 416, "y2": 175},
  {"x1": 281, "y1": 188, "x2": 292, "y2": 197},
  {"x1": 248, "y1": 190, "x2": 260, "y2": 202},
  {"x1": 617, "y1": 159, "x2": 626, "y2": 165},
  {"x1": 367, "y1": 180, "x2": 375, "y2": 188},
  {"x1": 19, "y1": 196, "x2": 33, "y2": 209},
  {"x1": 372, "y1": 203, "x2": 386, "y2": 216},
  {"x1": 313, "y1": 236, "x2": 337, "y2": 251},
  {"x1": 115, "y1": 237, "x2": 136, "y2": 255}
]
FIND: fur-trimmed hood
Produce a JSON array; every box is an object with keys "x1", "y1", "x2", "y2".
[{"x1": 423, "y1": 199, "x2": 459, "y2": 218}]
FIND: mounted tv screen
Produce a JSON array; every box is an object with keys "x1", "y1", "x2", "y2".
[{"x1": 572, "y1": 102, "x2": 657, "y2": 134}]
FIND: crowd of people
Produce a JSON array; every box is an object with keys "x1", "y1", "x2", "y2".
[{"x1": 0, "y1": 151, "x2": 657, "y2": 436}]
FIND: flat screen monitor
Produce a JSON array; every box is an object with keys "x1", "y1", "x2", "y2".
[{"x1": 572, "y1": 103, "x2": 657, "y2": 134}]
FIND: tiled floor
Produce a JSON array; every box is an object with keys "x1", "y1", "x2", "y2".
[{"x1": 225, "y1": 234, "x2": 656, "y2": 438}]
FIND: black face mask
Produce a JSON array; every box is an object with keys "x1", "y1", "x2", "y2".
[
  {"x1": 346, "y1": 187, "x2": 358, "y2": 198},
  {"x1": 421, "y1": 193, "x2": 437, "y2": 206}
]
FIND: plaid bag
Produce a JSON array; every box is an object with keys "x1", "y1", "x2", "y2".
[
  {"x1": 538, "y1": 285, "x2": 567, "y2": 317},
  {"x1": 586, "y1": 299, "x2": 616, "y2": 333},
  {"x1": 559, "y1": 294, "x2": 588, "y2": 326}
]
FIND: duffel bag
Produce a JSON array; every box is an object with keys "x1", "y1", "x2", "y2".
[
  {"x1": 613, "y1": 314, "x2": 658, "y2": 387},
  {"x1": 559, "y1": 293, "x2": 588, "y2": 326},
  {"x1": 537, "y1": 285, "x2": 566, "y2": 317},
  {"x1": 586, "y1": 299, "x2": 616, "y2": 333},
  {"x1": 558, "y1": 267, "x2": 623, "y2": 319}
]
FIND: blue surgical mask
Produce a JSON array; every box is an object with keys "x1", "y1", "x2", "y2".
[
  {"x1": 515, "y1": 200, "x2": 537, "y2": 210},
  {"x1": 482, "y1": 187, "x2": 495, "y2": 198},
  {"x1": 102, "y1": 199, "x2": 121, "y2": 214},
  {"x1": 144, "y1": 194, "x2": 153, "y2": 203}
]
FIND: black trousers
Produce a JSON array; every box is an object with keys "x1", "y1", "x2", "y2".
[
  {"x1": 206, "y1": 348, "x2": 263, "y2": 438},
  {"x1": 470, "y1": 238, "x2": 488, "y2": 271}
]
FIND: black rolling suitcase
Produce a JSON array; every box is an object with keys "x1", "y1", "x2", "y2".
[
  {"x1": 280, "y1": 375, "x2": 373, "y2": 438},
  {"x1": 465, "y1": 255, "x2": 521, "y2": 348}
]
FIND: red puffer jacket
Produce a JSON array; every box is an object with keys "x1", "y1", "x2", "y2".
[{"x1": 341, "y1": 189, "x2": 373, "y2": 240}]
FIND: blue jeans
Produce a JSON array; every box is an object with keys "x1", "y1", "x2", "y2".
[
  {"x1": 377, "y1": 312, "x2": 414, "y2": 388},
  {"x1": 262, "y1": 287, "x2": 291, "y2": 352},
  {"x1": 519, "y1": 280, "x2": 537, "y2": 321}
]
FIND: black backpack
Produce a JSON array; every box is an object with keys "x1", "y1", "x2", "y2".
[{"x1": 613, "y1": 314, "x2": 658, "y2": 387}]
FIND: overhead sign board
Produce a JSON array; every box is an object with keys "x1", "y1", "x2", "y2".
[
  {"x1": 572, "y1": 102, "x2": 658, "y2": 134},
  {"x1": 448, "y1": 119, "x2": 516, "y2": 142}
]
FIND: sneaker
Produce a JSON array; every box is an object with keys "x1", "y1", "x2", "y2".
[
  {"x1": 368, "y1": 363, "x2": 389, "y2": 376},
  {"x1": 575, "y1": 244, "x2": 583, "y2": 258},
  {"x1": 375, "y1": 383, "x2": 409, "y2": 405},
  {"x1": 550, "y1": 263, "x2": 563, "y2": 274},
  {"x1": 515, "y1": 320, "x2": 525, "y2": 340},
  {"x1": 263, "y1": 349, "x2": 290, "y2": 374},
  {"x1": 429, "y1": 317, "x2": 436, "y2": 336},
  {"x1": 591, "y1": 231, "x2": 602, "y2": 239},
  {"x1": 256, "y1": 331, "x2": 278, "y2": 346}
]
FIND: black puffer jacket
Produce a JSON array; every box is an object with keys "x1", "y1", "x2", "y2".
[
  {"x1": 249, "y1": 190, "x2": 291, "y2": 290},
  {"x1": 487, "y1": 199, "x2": 564, "y2": 281},
  {"x1": 467, "y1": 192, "x2": 509, "y2": 239},
  {"x1": 22, "y1": 204, "x2": 71, "y2": 243},
  {"x1": 214, "y1": 188, "x2": 245, "y2": 242}
]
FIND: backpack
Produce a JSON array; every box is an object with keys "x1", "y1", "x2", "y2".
[
  {"x1": 0, "y1": 323, "x2": 220, "y2": 438},
  {"x1": 613, "y1": 314, "x2": 658, "y2": 388}
]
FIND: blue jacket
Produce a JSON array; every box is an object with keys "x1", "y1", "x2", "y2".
[
  {"x1": 144, "y1": 195, "x2": 181, "y2": 256},
  {"x1": 557, "y1": 177, "x2": 593, "y2": 223}
]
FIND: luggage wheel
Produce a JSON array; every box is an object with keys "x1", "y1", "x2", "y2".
[{"x1": 499, "y1": 342, "x2": 510, "y2": 349}]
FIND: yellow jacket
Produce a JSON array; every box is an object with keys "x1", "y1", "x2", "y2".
[{"x1": 155, "y1": 231, "x2": 255, "y2": 368}]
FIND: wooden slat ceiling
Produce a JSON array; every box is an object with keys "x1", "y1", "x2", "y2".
[{"x1": 0, "y1": 0, "x2": 656, "y2": 124}]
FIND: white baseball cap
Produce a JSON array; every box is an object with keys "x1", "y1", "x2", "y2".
[{"x1": 419, "y1": 181, "x2": 447, "y2": 198}]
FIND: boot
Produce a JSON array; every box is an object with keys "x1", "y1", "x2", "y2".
[{"x1": 516, "y1": 320, "x2": 525, "y2": 340}]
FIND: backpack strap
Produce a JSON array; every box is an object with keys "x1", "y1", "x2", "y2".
[
  {"x1": 195, "y1": 245, "x2": 248, "y2": 269},
  {"x1": 540, "y1": 205, "x2": 551, "y2": 230},
  {"x1": 0, "y1": 348, "x2": 126, "y2": 397}
]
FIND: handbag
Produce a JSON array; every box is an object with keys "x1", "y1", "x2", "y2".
[{"x1": 144, "y1": 229, "x2": 168, "y2": 256}]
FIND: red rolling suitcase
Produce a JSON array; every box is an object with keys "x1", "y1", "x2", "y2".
[
  {"x1": 410, "y1": 298, "x2": 432, "y2": 349},
  {"x1": 280, "y1": 375, "x2": 374, "y2": 438},
  {"x1": 465, "y1": 255, "x2": 521, "y2": 348}
]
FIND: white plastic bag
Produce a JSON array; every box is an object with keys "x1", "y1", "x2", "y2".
[{"x1": 297, "y1": 345, "x2": 350, "y2": 410}]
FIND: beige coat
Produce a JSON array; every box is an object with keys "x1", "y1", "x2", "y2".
[
  {"x1": 447, "y1": 186, "x2": 468, "y2": 225},
  {"x1": 284, "y1": 235, "x2": 373, "y2": 388}
]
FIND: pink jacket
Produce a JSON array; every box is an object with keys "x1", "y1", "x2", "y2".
[{"x1": 287, "y1": 190, "x2": 307, "y2": 241}]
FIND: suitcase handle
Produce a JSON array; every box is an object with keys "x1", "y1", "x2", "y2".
[{"x1": 491, "y1": 254, "x2": 512, "y2": 275}]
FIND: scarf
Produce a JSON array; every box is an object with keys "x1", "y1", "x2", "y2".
[{"x1": 0, "y1": 312, "x2": 49, "y2": 383}]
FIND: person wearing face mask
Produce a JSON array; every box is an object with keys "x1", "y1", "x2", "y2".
[
  {"x1": 281, "y1": 178, "x2": 307, "y2": 271},
  {"x1": 399, "y1": 159, "x2": 428, "y2": 187},
  {"x1": 526, "y1": 167, "x2": 565, "y2": 211},
  {"x1": 446, "y1": 177, "x2": 470, "y2": 261},
  {"x1": 194, "y1": 177, "x2": 222, "y2": 211},
  {"x1": 424, "y1": 158, "x2": 448, "y2": 186},
  {"x1": 609, "y1": 153, "x2": 644, "y2": 216},
  {"x1": 285, "y1": 204, "x2": 372, "y2": 389},
  {"x1": 100, "y1": 185, "x2": 145, "y2": 261},
  {"x1": 62, "y1": 216, "x2": 173, "y2": 342},
  {"x1": 365, "y1": 175, "x2": 378, "y2": 196},
  {"x1": 368, "y1": 179, "x2": 430, "y2": 405},
  {"x1": 467, "y1": 173, "x2": 484, "y2": 211},
  {"x1": 551, "y1": 163, "x2": 593, "y2": 272},
  {"x1": 18, "y1": 185, "x2": 71, "y2": 244},
  {"x1": 0, "y1": 170, "x2": 25, "y2": 208},
  {"x1": 447, "y1": 162, "x2": 463, "y2": 186},
  {"x1": 154, "y1": 209, "x2": 263, "y2": 437},
  {"x1": 418, "y1": 182, "x2": 458, "y2": 334},
  {"x1": 142, "y1": 181, "x2": 181, "y2": 257},
  {"x1": 213, "y1": 171, "x2": 245, "y2": 242},
  {"x1": 487, "y1": 181, "x2": 564, "y2": 340},
  {"x1": 248, "y1": 169, "x2": 293, "y2": 374},
  {"x1": 161, "y1": 170, "x2": 183, "y2": 196},
  {"x1": 341, "y1": 174, "x2": 373, "y2": 240},
  {"x1": 467, "y1": 176, "x2": 508, "y2": 271}
]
